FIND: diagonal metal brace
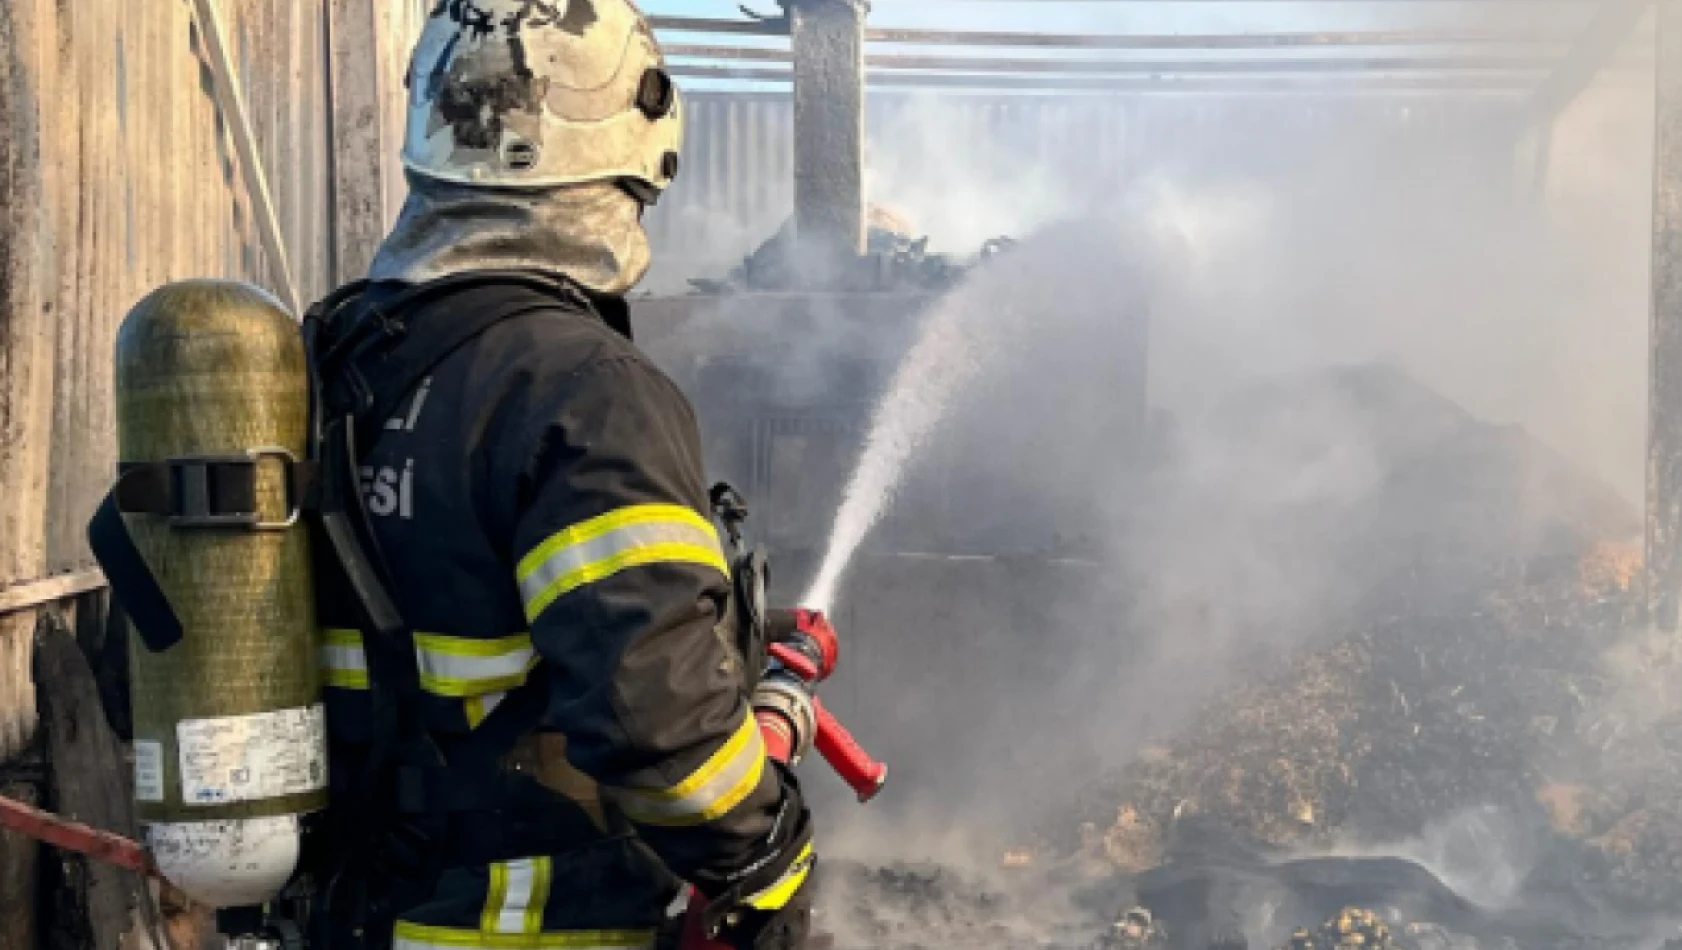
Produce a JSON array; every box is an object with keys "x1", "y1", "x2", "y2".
[
  {"x1": 0, "y1": 791, "x2": 152, "y2": 875},
  {"x1": 187, "y1": 0, "x2": 302, "y2": 316}
]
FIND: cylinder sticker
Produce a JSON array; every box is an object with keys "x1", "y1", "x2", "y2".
[
  {"x1": 176, "y1": 704, "x2": 327, "y2": 806},
  {"x1": 134, "y1": 740, "x2": 165, "y2": 803}
]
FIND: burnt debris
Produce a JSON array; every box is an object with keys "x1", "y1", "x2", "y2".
[{"x1": 685, "y1": 206, "x2": 1016, "y2": 293}]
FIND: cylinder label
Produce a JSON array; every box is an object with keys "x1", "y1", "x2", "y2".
[
  {"x1": 134, "y1": 741, "x2": 165, "y2": 802},
  {"x1": 176, "y1": 704, "x2": 327, "y2": 806}
]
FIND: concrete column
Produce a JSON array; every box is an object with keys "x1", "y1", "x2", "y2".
[{"x1": 788, "y1": 0, "x2": 867, "y2": 287}]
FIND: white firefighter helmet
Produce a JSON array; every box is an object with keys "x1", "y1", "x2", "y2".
[{"x1": 402, "y1": 0, "x2": 682, "y2": 197}]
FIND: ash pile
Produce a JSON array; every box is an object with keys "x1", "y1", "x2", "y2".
[
  {"x1": 821, "y1": 364, "x2": 1682, "y2": 950},
  {"x1": 1052, "y1": 366, "x2": 1682, "y2": 947}
]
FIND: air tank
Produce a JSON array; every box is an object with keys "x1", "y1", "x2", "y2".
[{"x1": 113, "y1": 280, "x2": 323, "y2": 908}]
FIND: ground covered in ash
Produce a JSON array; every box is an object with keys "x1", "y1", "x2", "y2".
[
  {"x1": 1062, "y1": 550, "x2": 1682, "y2": 914},
  {"x1": 817, "y1": 366, "x2": 1682, "y2": 950},
  {"x1": 820, "y1": 551, "x2": 1682, "y2": 941}
]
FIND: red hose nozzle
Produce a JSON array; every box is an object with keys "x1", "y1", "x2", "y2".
[{"x1": 813, "y1": 698, "x2": 887, "y2": 802}]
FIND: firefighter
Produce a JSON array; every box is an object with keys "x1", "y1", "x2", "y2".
[{"x1": 305, "y1": 3, "x2": 817, "y2": 949}]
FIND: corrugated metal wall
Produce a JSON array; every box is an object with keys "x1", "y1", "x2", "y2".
[
  {"x1": 0, "y1": 0, "x2": 423, "y2": 758},
  {"x1": 647, "y1": 94, "x2": 797, "y2": 286},
  {"x1": 645, "y1": 90, "x2": 1517, "y2": 290},
  {"x1": 379, "y1": 1, "x2": 434, "y2": 226},
  {"x1": 37, "y1": 0, "x2": 335, "y2": 577}
]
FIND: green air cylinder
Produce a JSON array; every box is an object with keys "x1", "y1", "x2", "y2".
[{"x1": 113, "y1": 280, "x2": 323, "y2": 909}]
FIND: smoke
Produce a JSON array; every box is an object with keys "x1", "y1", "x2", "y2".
[
  {"x1": 805, "y1": 78, "x2": 1640, "y2": 820},
  {"x1": 801, "y1": 279, "x2": 989, "y2": 613},
  {"x1": 646, "y1": 26, "x2": 1665, "y2": 941}
]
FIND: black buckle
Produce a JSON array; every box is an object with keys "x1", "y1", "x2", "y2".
[{"x1": 168, "y1": 447, "x2": 302, "y2": 530}]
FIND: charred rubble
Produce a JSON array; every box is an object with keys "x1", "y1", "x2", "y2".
[
  {"x1": 822, "y1": 365, "x2": 1682, "y2": 950},
  {"x1": 682, "y1": 204, "x2": 1016, "y2": 293}
]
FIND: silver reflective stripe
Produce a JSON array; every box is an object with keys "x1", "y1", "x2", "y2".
[
  {"x1": 320, "y1": 630, "x2": 369, "y2": 689},
  {"x1": 319, "y1": 630, "x2": 533, "y2": 697},
  {"x1": 320, "y1": 643, "x2": 367, "y2": 674},
  {"x1": 484, "y1": 856, "x2": 549, "y2": 933},
  {"x1": 412, "y1": 634, "x2": 537, "y2": 696},
  {"x1": 518, "y1": 519, "x2": 724, "y2": 613},
  {"x1": 609, "y1": 715, "x2": 767, "y2": 827}
]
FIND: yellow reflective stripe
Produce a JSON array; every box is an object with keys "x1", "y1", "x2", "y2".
[
  {"x1": 319, "y1": 630, "x2": 536, "y2": 698},
  {"x1": 323, "y1": 628, "x2": 363, "y2": 647},
  {"x1": 516, "y1": 505, "x2": 728, "y2": 621},
  {"x1": 415, "y1": 632, "x2": 534, "y2": 658},
  {"x1": 526, "y1": 858, "x2": 552, "y2": 934},
  {"x1": 481, "y1": 858, "x2": 548, "y2": 933},
  {"x1": 464, "y1": 691, "x2": 507, "y2": 729},
  {"x1": 745, "y1": 843, "x2": 816, "y2": 911},
  {"x1": 517, "y1": 504, "x2": 716, "y2": 577},
  {"x1": 481, "y1": 863, "x2": 510, "y2": 933},
  {"x1": 610, "y1": 715, "x2": 766, "y2": 827},
  {"x1": 393, "y1": 922, "x2": 656, "y2": 950},
  {"x1": 414, "y1": 633, "x2": 537, "y2": 698},
  {"x1": 323, "y1": 667, "x2": 371, "y2": 690},
  {"x1": 320, "y1": 629, "x2": 370, "y2": 690}
]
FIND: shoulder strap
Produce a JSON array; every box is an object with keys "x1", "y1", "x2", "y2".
[{"x1": 333, "y1": 271, "x2": 594, "y2": 442}]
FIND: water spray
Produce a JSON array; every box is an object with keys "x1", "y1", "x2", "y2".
[{"x1": 801, "y1": 291, "x2": 989, "y2": 613}]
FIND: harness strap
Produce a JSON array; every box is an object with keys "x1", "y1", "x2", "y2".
[
  {"x1": 90, "y1": 452, "x2": 317, "y2": 653},
  {"x1": 347, "y1": 274, "x2": 590, "y2": 448},
  {"x1": 111, "y1": 454, "x2": 316, "y2": 528},
  {"x1": 87, "y1": 494, "x2": 184, "y2": 652}
]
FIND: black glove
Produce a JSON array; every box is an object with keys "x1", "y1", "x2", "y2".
[
  {"x1": 712, "y1": 874, "x2": 814, "y2": 950},
  {"x1": 700, "y1": 776, "x2": 817, "y2": 950}
]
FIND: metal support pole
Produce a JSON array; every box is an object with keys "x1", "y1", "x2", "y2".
[
  {"x1": 1650, "y1": 0, "x2": 1682, "y2": 630},
  {"x1": 787, "y1": 0, "x2": 868, "y2": 286},
  {"x1": 189, "y1": 0, "x2": 302, "y2": 316}
]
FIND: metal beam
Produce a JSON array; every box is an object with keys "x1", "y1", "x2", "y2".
[
  {"x1": 867, "y1": 0, "x2": 1597, "y2": 3},
  {"x1": 867, "y1": 25, "x2": 1569, "y2": 49},
  {"x1": 1527, "y1": 0, "x2": 1654, "y2": 126},
  {"x1": 189, "y1": 0, "x2": 302, "y2": 316},
  {"x1": 651, "y1": 16, "x2": 1570, "y2": 49},
  {"x1": 665, "y1": 43, "x2": 1559, "y2": 73},
  {"x1": 0, "y1": 571, "x2": 106, "y2": 617},
  {"x1": 653, "y1": 14, "x2": 789, "y2": 36},
  {"x1": 670, "y1": 63, "x2": 1536, "y2": 91},
  {"x1": 1650, "y1": 0, "x2": 1682, "y2": 632},
  {"x1": 0, "y1": 792, "x2": 150, "y2": 874}
]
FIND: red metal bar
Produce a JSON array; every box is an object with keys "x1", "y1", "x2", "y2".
[{"x1": 0, "y1": 792, "x2": 151, "y2": 874}]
